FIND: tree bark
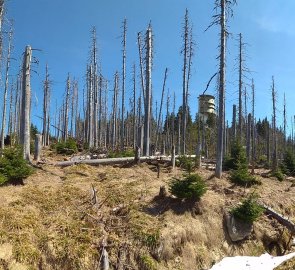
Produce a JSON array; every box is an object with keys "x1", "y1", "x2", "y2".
[
  {"x1": 143, "y1": 24, "x2": 152, "y2": 156},
  {"x1": 21, "y1": 45, "x2": 32, "y2": 161},
  {"x1": 0, "y1": 29, "x2": 12, "y2": 151},
  {"x1": 34, "y1": 134, "x2": 42, "y2": 161},
  {"x1": 215, "y1": 0, "x2": 226, "y2": 178}
]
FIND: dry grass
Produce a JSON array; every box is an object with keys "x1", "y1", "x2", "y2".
[{"x1": 0, "y1": 158, "x2": 295, "y2": 269}]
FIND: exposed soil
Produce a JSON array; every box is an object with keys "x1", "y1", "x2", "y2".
[{"x1": 0, "y1": 151, "x2": 294, "y2": 269}]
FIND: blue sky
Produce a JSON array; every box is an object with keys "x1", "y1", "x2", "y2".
[{"x1": 4, "y1": 0, "x2": 295, "y2": 131}]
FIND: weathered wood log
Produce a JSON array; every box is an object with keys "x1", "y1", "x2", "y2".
[
  {"x1": 261, "y1": 204, "x2": 295, "y2": 234},
  {"x1": 34, "y1": 134, "x2": 42, "y2": 161},
  {"x1": 56, "y1": 155, "x2": 170, "y2": 167}
]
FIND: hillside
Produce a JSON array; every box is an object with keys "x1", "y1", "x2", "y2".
[{"x1": 0, "y1": 152, "x2": 295, "y2": 270}]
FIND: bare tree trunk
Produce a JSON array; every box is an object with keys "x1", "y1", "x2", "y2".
[
  {"x1": 88, "y1": 67, "x2": 94, "y2": 148},
  {"x1": 181, "y1": 9, "x2": 189, "y2": 155},
  {"x1": 251, "y1": 79, "x2": 255, "y2": 174},
  {"x1": 1, "y1": 29, "x2": 12, "y2": 151},
  {"x1": 271, "y1": 76, "x2": 278, "y2": 171},
  {"x1": 98, "y1": 76, "x2": 103, "y2": 147},
  {"x1": 238, "y1": 33, "x2": 243, "y2": 142},
  {"x1": 246, "y1": 113, "x2": 251, "y2": 162},
  {"x1": 137, "y1": 32, "x2": 146, "y2": 108},
  {"x1": 232, "y1": 104, "x2": 237, "y2": 140},
  {"x1": 132, "y1": 64, "x2": 136, "y2": 149},
  {"x1": 8, "y1": 81, "x2": 14, "y2": 145},
  {"x1": 143, "y1": 24, "x2": 152, "y2": 156},
  {"x1": 155, "y1": 68, "x2": 168, "y2": 150},
  {"x1": 42, "y1": 64, "x2": 50, "y2": 146},
  {"x1": 34, "y1": 134, "x2": 42, "y2": 161},
  {"x1": 283, "y1": 92, "x2": 286, "y2": 152},
  {"x1": 63, "y1": 74, "x2": 70, "y2": 141},
  {"x1": 121, "y1": 19, "x2": 127, "y2": 151},
  {"x1": 0, "y1": 0, "x2": 5, "y2": 62},
  {"x1": 215, "y1": 0, "x2": 226, "y2": 178},
  {"x1": 112, "y1": 72, "x2": 119, "y2": 150},
  {"x1": 20, "y1": 45, "x2": 32, "y2": 161}
]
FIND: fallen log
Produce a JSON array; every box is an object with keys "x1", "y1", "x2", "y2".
[
  {"x1": 55, "y1": 156, "x2": 170, "y2": 167},
  {"x1": 260, "y1": 203, "x2": 295, "y2": 234}
]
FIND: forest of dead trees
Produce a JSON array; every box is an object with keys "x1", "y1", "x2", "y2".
[{"x1": 0, "y1": 0, "x2": 295, "y2": 178}]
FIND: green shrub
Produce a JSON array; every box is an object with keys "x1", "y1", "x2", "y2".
[
  {"x1": 223, "y1": 142, "x2": 247, "y2": 171},
  {"x1": 227, "y1": 142, "x2": 260, "y2": 187},
  {"x1": 56, "y1": 138, "x2": 78, "y2": 155},
  {"x1": 271, "y1": 169, "x2": 284, "y2": 181},
  {"x1": 231, "y1": 194, "x2": 264, "y2": 223},
  {"x1": 169, "y1": 174, "x2": 207, "y2": 201},
  {"x1": 281, "y1": 150, "x2": 295, "y2": 176},
  {"x1": 177, "y1": 155, "x2": 194, "y2": 173},
  {"x1": 0, "y1": 147, "x2": 34, "y2": 185},
  {"x1": 230, "y1": 168, "x2": 260, "y2": 186}
]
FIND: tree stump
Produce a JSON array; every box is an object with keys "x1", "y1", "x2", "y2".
[
  {"x1": 159, "y1": 186, "x2": 167, "y2": 198},
  {"x1": 134, "y1": 146, "x2": 141, "y2": 165},
  {"x1": 34, "y1": 134, "x2": 42, "y2": 162}
]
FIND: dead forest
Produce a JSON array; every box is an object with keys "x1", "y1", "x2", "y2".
[{"x1": 1, "y1": 0, "x2": 295, "y2": 269}]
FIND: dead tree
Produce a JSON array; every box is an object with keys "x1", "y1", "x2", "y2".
[
  {"x1": 63, "y1": 73, "x2": 70, "y2": 141},
  {"x1": 8, "y1": 80, "x2": 14, "y2": 145},
  {"x1": 87, "y1": 67, "x2": 94, "y2": 148},
  {"x1": 155, "y1": 68, "x2": 168, "y2": 151},
  {"x1": 143, "y1": 24, "x2": 152, "y2": 156},
  {"x1": 1, "y1": 28, "x2": 12, "y2": 151},
  {"x1": 283, "y1": 93, "x2": 287, "y2": 152},
  {"x1": 238, "y1": 33, "x2": 243, "y2": 142},
  {"x1": 132, "y1": 63, "x2": 136, "y2": 149},
  {"x1": 207, "y1": 0, "x2": 236, "y2": 178},
  {"x1": 112, "y1": 72, "x2": 119, "y2": 150},
  {"x1": 20, "y1": 45, "x2": 32, "y2": 160},
  {"x1": 91, "y1": 28, "x2": 99, "y2": 148},
  {"x1": 232, "y1": 104, "x2": 237, "y2": 140},
  {"x1": 121, "y1": 19, "x2": 127, "y2": 151},
  {"x1": 271, "y1": 76, "x2": 278, "y2": 171},
  {"x1": 34, "y1": 134, "x2": 42, "y2": 161},
  {"x1": 42, "y1": 64, "x2": 50, "y2": 146},
  {"x1": 251, "y1": 79, "x2": 255, "y2": 174},
  {"x1": 181, "y1": 9, "x2": 189, "y2": 155},
  {"x1": 137, "y1": 32, "x2": 146, "y2": 108},
  {"x1": 0, "y1": 0, "x2": 4, "y2": 61}
]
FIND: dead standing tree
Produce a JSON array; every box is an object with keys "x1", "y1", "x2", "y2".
[
  {"x1": 0, "y1": 0, "x2": 5, "y2": 62},
  {"x1": 121, "y1": 19, "x2": 127, "y2": 151},
  {"x1": 181, "y1": 9, "x2": 189, "y2": 155},
  {"x1": 42, "y1": 64, "x2": 51, "y2": 146},
  {"x1": 63, "y1": 73, "x2": 70, "y2": 141},
  {"x1": 20, "y1": 45, "x2": 32, "y2": 161},
  {"x1": 271, "y1": 76, "x2": 278, "y2": 171},
  {"x1": 143, "y1": 24, "x2": 152, "y2": 156},
  {"x1": 207, "y1": 0, "x2": 236, "y2": 178},
  {"x1": 155, "y1": 68, "x2": 168, "y2": 151},
  {"x1": 1, "y1": 27, "x2": 12, "y2": 151}
]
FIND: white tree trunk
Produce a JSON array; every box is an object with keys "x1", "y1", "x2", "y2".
[{"x1": 21, "y1": 45, "x2": 32, "y2": 161}]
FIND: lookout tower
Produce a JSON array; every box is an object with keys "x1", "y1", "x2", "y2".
[{"x1": 198, "y1": 94, "x2": 216, "y2": 122}]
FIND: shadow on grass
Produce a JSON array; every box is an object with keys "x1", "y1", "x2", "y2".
[{"x1": 143, "y1": 194, "x2": 199, "y2": 216}]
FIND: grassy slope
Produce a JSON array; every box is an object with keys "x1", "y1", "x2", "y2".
[{"x1": 0, "y1": 154, "x2": 295, "y2": 269}]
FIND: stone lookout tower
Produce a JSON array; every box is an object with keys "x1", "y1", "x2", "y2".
[{"x1": 198, "y1": 94, "x2": 216, "y2": 122}]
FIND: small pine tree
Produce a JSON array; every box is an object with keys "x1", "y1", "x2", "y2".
[
  {"x1": 228, "y1": 142, "x2": 259, "y2": 186},
  {"x1": 281, "y1": 150, "x2": 295, "y2": 176},
  {"x1": 0, "y1": 147, "x2": 34, "y2": 185},
  {"x1": 169, "y1": 174, "x2": 207, "y2": 201},
  {"x1": 231, "y1": 194, "x2": 264, "y2": 223}
]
